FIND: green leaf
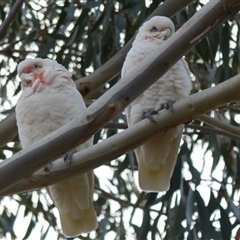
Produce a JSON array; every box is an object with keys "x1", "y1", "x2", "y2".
[
  {"x1": 84, "y1": 1, "x2": 100, "y2": 9},
  {"x1": 172, "y1": 200, "x2": 186, "y2": 237},
  {"x1": 196, "y1": 190, "x2": 222, "y2": 239},
  {"x1": 220, "y1": 205, "x2": 232, "y2": 240},
  {"x1": 186, "y1": 187, "x2": 195, "y2": 226},
  {"x1": 229, "y1": 200, "x2": 240, "y2": 222}
]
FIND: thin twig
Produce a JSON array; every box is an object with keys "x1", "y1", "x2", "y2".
[
  {"x1": 185, "y1": 122, "x2": 240, "y2": 142},
  {"x1": 95, "y1": 186, "x2": 160, "y2": 213},
  {"x1": 197, "y1": 114, "x2": 240, "y2": 135},
  {"x1": 218, "y1": 103, "x2": 240, "y2": 111},
  {"x1": 95, "y1": 186, "x2": 137, "y2": 208},
  {"x1": 0, "y1": 0, "x2": 25, "y2": 42}
]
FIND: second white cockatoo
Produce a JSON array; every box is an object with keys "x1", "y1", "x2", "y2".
[
  {"x1": 121, "y1": 16, "x2": 192, "y2": 192},
  {"x1": 15, "y1": 58, "x2": 97, "y2": 237}
]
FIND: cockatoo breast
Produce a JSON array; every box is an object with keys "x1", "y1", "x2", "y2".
[
  {"x1": 16, "y1": 74, "x2": 86, "y2": 148},
  {"x1": 123, "y1": 40, "x2": 191, "y2": 114}
]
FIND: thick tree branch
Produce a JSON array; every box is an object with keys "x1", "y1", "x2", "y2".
[
  {"x1": 76, "y1": 0, "x2": 195, "y2": 99},
  {"x1": 0, "y1": 113, "x2": 18, "y2": 147},
  {"x1": 0, "y1": 0, "x2": 24, "y2": 42},
  {"x1": 0, "y1": 0, "x2": 195, "y2": 147},
  {"x1": 1, "y1": 73, "x2": 240, "y2": 196},
  {"x1": 0, "y1": 0, "x2": 239, "y2": 194}
]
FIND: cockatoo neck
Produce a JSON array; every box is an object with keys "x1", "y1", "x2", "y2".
[
  {"x1": 136, "y1": 28, "x2": 172, "y2": 43},
  {"x1": 134, "y1": 36, "x2": 165, "y2": 46}
]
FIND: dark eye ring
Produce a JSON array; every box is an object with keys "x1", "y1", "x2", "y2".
[
  {"x1": 150, "y1": 26, "x2": 158, "y2": 32},
  {"x1": 33, "y1": 64, "x2": 41, "y2": 69}
]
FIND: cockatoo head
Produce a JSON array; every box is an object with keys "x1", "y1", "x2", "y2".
[
  {"x1": 136, "y1": 16, "x2": 175, "y2": 42},
  {"x1": 17, "y1": 58, "x2": 75, "y2": 91}
]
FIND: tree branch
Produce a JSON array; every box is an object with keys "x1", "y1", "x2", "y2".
[
  {"x1": 104, "y1": 122, "x2": 128, "y2": 130},
  {"x1": 197, "y1": 114, "x2": 240, "y2": 135},
  {"x1": 0, "y1": 0, "x2": 195, "y2": 147},
  {"x1": 95, "y1": 186, "x2": 137, "y2": 208},
  {"x1": 185, "y1": 122, "x2": 240, "y2": 141},
  {"x1": 1, "y1": 72, "x2": 240, "y2": 196},
  {"x1": 0, "y1": 0, "x2": 25, "y2": 42},
  {"x1": 0, "y1": 0, "x2": 239, "y2": 194},
  {"x1": 76, "y1": 0, "x2": 195, "y2": 99},
  {"x1": 0, "y1": 113, "x2": 18, "y2": 147}
]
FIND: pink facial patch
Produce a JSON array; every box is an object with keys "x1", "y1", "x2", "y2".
[
  {"x1": 36, "y1": 71, "x2": 45, "y2": 83},
  {"x1": 28, "y1": 71, "x2": 45, "y2": 88},
  {"x1": 23, "y1": 65, "x2": 34, "y2": 73},
  {"x1": 27, "y1": 80, "x2": 34, "y2": 87},
  {"x1": 159, "y1": 27, "x2": 166, "y2": 32}
]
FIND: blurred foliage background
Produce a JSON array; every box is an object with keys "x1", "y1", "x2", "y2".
[{"x1": 0, "y1": 0, "x2": 240, "y2": 239}]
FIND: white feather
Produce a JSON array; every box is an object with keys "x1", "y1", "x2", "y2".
[
  {"x1": 122, "y1": 16, "x2": 192, "y2": 192},
  {"x1": 16, "y1": 58, "x2": 97, "y2": 237}
]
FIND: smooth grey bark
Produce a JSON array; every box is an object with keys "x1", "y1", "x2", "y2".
[
  {"x1": 1, "y1": 72, "x2": 240, "y2": 196},
  {"x1": 0, "y1": 0, "x2": 195, "y2": 147},
  {"x1": 0, "y1": 0, "x2": 239, "y2": 194}
]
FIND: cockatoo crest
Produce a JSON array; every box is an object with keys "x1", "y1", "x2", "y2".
[
  {"x1": 18, "y1": 58, "x2": 75, "y2": 91},
  {"x1": 136, "y1": 16, "x2": 175, "y2": 42}
]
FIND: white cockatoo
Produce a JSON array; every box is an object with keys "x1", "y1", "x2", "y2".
[
  {"x1": 121, "y1": 16, "x2": 192, "y2": 192},
  {"x1": 15, "y1": 58, "x2": 97, "y2": 237}
]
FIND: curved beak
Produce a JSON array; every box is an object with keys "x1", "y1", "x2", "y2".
[
  {"x1": 162, "y1": 27, "x2": 172, "y2": 40},
  {"x1": 19, "y1": 72, "x2": 34, "y2": 87}
]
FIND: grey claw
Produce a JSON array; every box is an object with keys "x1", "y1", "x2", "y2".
[
  {"x1": 64, "y1": 151, "x2": 75, "y2": 167},
  {"x1": 161, "y1": 100, "x2": 175, "y2": 113},
  {"x1": 44, "y1": 163, "x2": 53, "y2": 174},
  {"x1": 143, "y1": 101, "x2": 175, "y2": 124},
  {"x1": 144, "y1": 110, "x2": 159, "y2": 124}
]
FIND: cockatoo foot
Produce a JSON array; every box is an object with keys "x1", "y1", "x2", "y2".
[
  {"x1": 144, "y1": 110, "x2": 159, "y2": 124},
  {"x1": 44, "y1": 163, "x2": 53, "y2": 174},
  {"x1": 160, "y1": 100, "x2": 175, "y2": 113},
  {"x1": 64, "y1": 151, "x2": 76, "y2": 167}
]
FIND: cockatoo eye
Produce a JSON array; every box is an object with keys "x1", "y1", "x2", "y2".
[
  {"x1": 33, "y1": 64, "x2": 42, "y2": 69},
  {"x1": 150, "y1": 26, "x2": 158, "y2": 32}
]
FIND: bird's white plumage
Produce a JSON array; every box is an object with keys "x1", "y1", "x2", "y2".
[
  {"x1": 16, "y1": 58, "x2": 97, "y2": 237},
  {"x1": 121, "y1": 16, "x2": 192, "y2": 192}
]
